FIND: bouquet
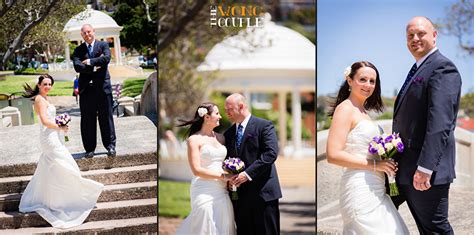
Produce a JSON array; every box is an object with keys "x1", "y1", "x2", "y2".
[
  {"x1": 222, "y1": 157, "x2": 246, "y2": 200},
  {"x1": 55, "y1": 113, "x2": 71, "y2": 142},
  {"x1": 368, "y1": 133, "x2": 404, "y2": 196}
]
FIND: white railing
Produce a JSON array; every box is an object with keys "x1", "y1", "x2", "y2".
[{"x1": 317, "y1": 119, "x2": 474, "y2": 188}]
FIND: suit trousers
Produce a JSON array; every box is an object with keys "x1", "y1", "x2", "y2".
[
  {"x1": 233, "y1": 194, "x2": 280, "y2": 235},
  {"x1": 392, "y1": 184, "x2": 453, "y2": 235},
  {"x1": 79, "y1": 84, "x2": 116, "y2": 152}
]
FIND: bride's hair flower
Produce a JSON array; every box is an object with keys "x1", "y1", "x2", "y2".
[
  {"x1": 197, "y1": 107, "x2": 208, "y2": 117},
  {"x1": 343, "y1": 66, "x2": 352, "y2": 79}
]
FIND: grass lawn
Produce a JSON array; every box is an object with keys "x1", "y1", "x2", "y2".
[
  {"x1": 159, "y1": 179, "x2": 191, "y2": 218},
  {"x1": 121, "y1": 77, "x2": 147, "y2": 98},
  {"x1": 0, "y1": 75, "x2": 73, "y2": 96}
]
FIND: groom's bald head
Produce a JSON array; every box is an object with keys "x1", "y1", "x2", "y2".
[{"x1": 225, "y1": 93, "x2": 250, "y2": 123}]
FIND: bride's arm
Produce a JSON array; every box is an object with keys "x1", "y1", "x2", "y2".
[
  {"x1": 187, "y1": 136, "x2": 230, "y2": 181},
  {"x1": 326, "y1": 104, "x2": 397, "y2": 176},
  {"x1": 34, "y1": 97, "x2": 63, "y2": 131}
]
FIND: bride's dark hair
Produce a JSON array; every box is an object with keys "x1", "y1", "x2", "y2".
[
  {"x1": 327, "y1": 61, "x2": 384, "y2": 117},
  {"x1": 178, "y1": 102, "x2": 217, "y2": 137},
  {"x1": 22, "y1": 74, "x2": 55, "y2": 100}
]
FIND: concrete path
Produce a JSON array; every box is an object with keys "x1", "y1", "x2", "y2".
[{"x1": 317, "y1": 158, "x2": 474, "y2": 234}]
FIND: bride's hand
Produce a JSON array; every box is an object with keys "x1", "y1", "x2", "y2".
[
  {"x1": 374, "y1": 159, "x2": 398, "y2": 177},
  {"x1": 221, "y1": 173, "x2": 235, "y2": 181},
  {"x1": 59, "y1": 125, "x2": 69, "y2": 133}
]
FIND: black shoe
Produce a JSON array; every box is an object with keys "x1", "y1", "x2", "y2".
[
  {"x1": 107, "y1": 148, "x2": 116, "y2": 157},
  {"x1": 85, "y1": 151, "x2": 94, "y2": 158}
]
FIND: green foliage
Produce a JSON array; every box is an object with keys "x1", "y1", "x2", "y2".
[
  {"x1": 376, "y1": 112, "x2": 393, "y2": 120},
  {"x1": 158, "y1": 180, "x2": 191, "y2": 218},
  {"x1": 286, "y1": 7, "x2": 316, "y2": 25},
  {"x1": 0, "y1": 75, "x2": 73, "y2": 96},
  {"x1": 111, "y1": 1, "x2": 157, "y2": 53},
  {"x1": 121, "y1": 77, "x2": 146, "y2": 98},
  {"x1": 460, "y1": 93, "x2": 474, "y2": 118},
  {"x1": 14, "y1": 68, "x2": 48, "y2": 75}
]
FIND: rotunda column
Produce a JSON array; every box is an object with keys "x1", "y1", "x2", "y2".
[
  {"x1": 278, "y1": 91, "x2": 287, "y2": 155},
  {"x1": 291, "y1": 88, "x2": 302, "y2": 158}
]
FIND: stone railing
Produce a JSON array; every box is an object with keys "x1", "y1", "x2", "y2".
[
  {"x1": 317, "y1": 119, "x2": 474, "y2": 188},
  {"x1": 0, "y1": 106, "x2": 21, "y2": 127}
]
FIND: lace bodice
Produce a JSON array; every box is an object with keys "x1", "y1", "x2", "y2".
[
  {"x1": 345, "y1": 119, "x2": 382, "y2": 159},
  {"x1": 39, "y1": 104, "x2": 56, "y2": 129},
  {"x1": 200, "y1": 144, "x2": 227, "y2": 173}
]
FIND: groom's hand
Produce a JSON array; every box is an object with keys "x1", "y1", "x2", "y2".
[
  {"x1": 413, "y1": 170, "x2": 432, "y2": 191},
  {"x1": 231, "y1": 173, "x2": 249, "y2": 187}
]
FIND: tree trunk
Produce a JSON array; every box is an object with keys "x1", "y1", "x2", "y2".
[{"x1": 0, "y1": 0, "x2": 60, "y2": 70}]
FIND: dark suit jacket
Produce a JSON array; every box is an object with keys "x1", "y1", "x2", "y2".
[
  {"x1": 224, "y1": 116, "x2": 282, "y2": 202},
  {"x1": 393, "y1": 50, "x2": 462, "y2": 186},
  {"x1": 72, "y1": 40, "x2": 112, "y2": 94}
]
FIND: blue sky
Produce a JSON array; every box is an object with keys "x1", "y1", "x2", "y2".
[{"x1": 317, "y1": 0, "x2": 474, "y2": 96}]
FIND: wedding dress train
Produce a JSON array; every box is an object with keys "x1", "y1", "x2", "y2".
[
  {"x1": 339, "y1": 120, "x2": 409, "y2": 234},
  {"x1": 175, "y1": 144, "x2": 235, "y2": 235},
  {"x1": 19, "y1": 104, "x2": 104, "y2": 229}
]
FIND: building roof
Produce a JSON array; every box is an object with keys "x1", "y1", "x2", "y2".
[
  {"x1": 63, "y1": 5, "x2": 122, "y2": 41},
  {"x1": 197, "y1": 13, "x2": 315, "y2": 72}
]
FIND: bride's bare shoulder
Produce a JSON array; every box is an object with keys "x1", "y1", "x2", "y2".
[{"x1": 334, "y1": 100, "x2": 355, "y2": 117}]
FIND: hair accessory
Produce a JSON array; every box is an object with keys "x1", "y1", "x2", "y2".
[
  {"x1": 197, "y1": 107, "x2": 208, "y2": 117},
  {"x1": 343, "y1": 66, "x2": 351, "y2": 79}
]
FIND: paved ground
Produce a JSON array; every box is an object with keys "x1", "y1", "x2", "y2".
[
  {"x1": 317, "y1": 158, "x2": 474, "y2": 234},
  {"x1": 159, "y1": 156, "x2": 316, "y2": 234}
]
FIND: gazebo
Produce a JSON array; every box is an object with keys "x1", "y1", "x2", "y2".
[
  {"x1": 63, "y1": 5, "x2": 123, "y2": 69},
  {"x1": 198, "y1": 14, "x2": 315, "y2": 158}
]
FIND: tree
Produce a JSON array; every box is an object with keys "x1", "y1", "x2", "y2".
[
  {"x1": 460, "y1": 93, "x2": 474, "y2": 118},
  {"x1": 0, "y1": 0, "x2": 63, "y2": 70},
  {"x1": 158, "y1": 1, "x2": 270, "y2": 135},
  {"x1": 102, "y1": 0, "x2": 157, "y2": 53},
  {"x1": 438, "y1": 0, "x2": 474, "y2": 55}
]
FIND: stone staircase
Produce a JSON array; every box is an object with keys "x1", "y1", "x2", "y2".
[{"x1": 0, "y1": 116, "x2": 157, "y2": 233}]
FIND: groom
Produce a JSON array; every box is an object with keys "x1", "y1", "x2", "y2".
[
  {"x1": 224, "y1": 93, "x2": 282, "y2": 235},
  {"x1": 72, "y1": 24, "x2": 116, "y2": 158},
  {"x1": 392, "y1": 16, "x2": 461, "y2": 234}
]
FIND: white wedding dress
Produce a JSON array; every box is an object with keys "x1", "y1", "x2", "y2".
[
  {"x1": 175, "y1": 144, "x2": 236, "y2": 235},
  {"x1": 19, "y1": 104, "x2": 104, "y2": 229},
  {"x1": 340, "y1": 120, "x2": 409, "y2": 234}
]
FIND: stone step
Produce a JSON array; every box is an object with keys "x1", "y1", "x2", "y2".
[
  {"x1": 0, "y1": 164, "x2": 157, "y2": 194},
  {"x1": 0, "y1": 198, "x2": 157, "y2": 229},
  {"x1": 0, "y1": 153, "x2": 157, "y2": 178},
  {"x1": 0, "y1": 116, "x2": 157, "y2": 178},
  {"x1": 0, "y1": 181, "x2": 157, "y2": 212},
  {"x1": 1, "y1": 216, "x2": 157, "y2": 234}
]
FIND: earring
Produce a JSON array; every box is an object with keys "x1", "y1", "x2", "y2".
[{"x1": 348, "y1": 87, "x2": 351, "y2": 91}]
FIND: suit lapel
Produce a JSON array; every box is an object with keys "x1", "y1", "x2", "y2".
[{"x1": 394, "y1": 51, "x2": 438, "y2": 115}]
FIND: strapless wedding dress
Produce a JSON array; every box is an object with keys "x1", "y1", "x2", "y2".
[
  {"x1": 340, "y1": 120, "x2": 409, "y2": 234},
  {"x1": 19, "y1": 104, "x2": 104, "y2": 229},
  {"x1": 175, "y1": 144, "x2": 236, "y2": 235}
]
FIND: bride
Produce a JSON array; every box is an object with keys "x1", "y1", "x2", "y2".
[
  {"x1": 326, "y1": 61, "x2": 409, "y2": 234},
  {"x1": 175, "y1": 102, "x2": 236, "y2": 235},
  {"x1": 19, "y1": 74, "x2": 104, "y2": 229}
]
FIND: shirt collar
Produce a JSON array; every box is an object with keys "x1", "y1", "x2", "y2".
[
  {"x1": 86, "y1": 40, "x2": 95, "y2": 49},
  {"x1": 416, "y1": 47, "x2": 437, "y2": 68},
  {"x1": 237, "y1": 114, "x2": 251, "y2": 130}
]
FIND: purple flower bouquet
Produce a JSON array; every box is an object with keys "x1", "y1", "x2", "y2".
[
  {"x1": 368, "y1": 133, "x2": 404, "y2": 196},
  {"x1": 222, "y1": 157, "x2": 245, "y2": 200},
  {"x1": 55, "y1": 113, "x2": 71, "y2": 142}
]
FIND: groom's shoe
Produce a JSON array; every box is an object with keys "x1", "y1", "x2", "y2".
[
  {"x1": 84, "y1": 151, "x2": 94, "y2": 159},
  {"x1": 107, "y1": 147, "x2": 116, "y2": 157}
]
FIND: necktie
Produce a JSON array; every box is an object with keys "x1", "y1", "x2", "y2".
[
  {"x1": 398, "y1": 63, "x2": 417, "y2": 97},
  {"x1": 236, "y1": 124, "x2": 243, "y2": 153},
  {"x1": 87, "y1": 44, "x2": 93, "y2": 58}
]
